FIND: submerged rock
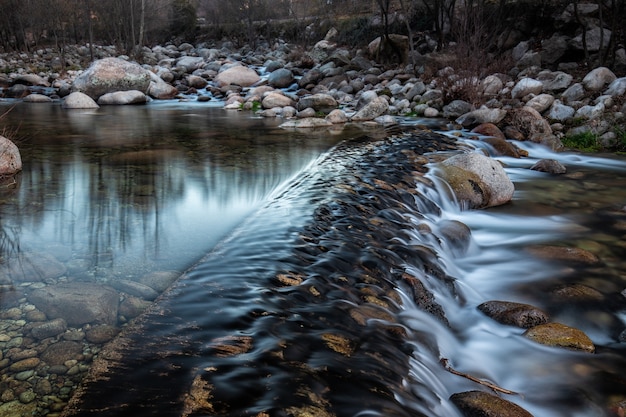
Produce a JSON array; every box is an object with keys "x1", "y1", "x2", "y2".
[
  {"x1": 523, "y1": 322, "x2": 595, "y2": 353},
  {"x1": 450, "y1": 390, "x2": 534, "y2": 417},
  {"x1": 27, "y1": 282, "x2": 119, "y2": 326},
  {"x1": 525, "y1": 245, "x2": 600, "y2": 264}
]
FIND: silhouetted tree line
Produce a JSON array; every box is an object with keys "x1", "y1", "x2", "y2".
[{"x1": 0, "y1": 0, "x2": 624, "y2": 69}]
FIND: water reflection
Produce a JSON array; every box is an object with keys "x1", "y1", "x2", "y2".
[{"x1": 0, "y1": 102, "x2": 357, "y2": 282}]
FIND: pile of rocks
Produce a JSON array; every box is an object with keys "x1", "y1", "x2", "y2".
[{"x1": 1, "y1": 35, "x2": 625, "y2": 153}]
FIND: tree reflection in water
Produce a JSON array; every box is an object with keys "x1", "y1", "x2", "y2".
[{"x1": 0, "y1": 102, "x2": 363, "y2": 283}]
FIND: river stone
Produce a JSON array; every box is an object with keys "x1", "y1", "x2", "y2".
[
  {"x1": 456, "y1": 108, "x2": 507, "y2": 127},
  {"x1": 551, "y1": 284, "x2": 604, "y2": 302},
  {"x1": 571, "y1": 27, "x2": 612, "y2": 53},
  {"x1": 439, "y1": 153, "x2": 515, "y2": 209},
  {"x1": 478, "y1": 301, "x2": 549, "y2": 328},
  {"x1": 147, "y1": 72, "x2": 179, "y2": 99},
  {"x1": 443, "y1": 100, "x2": 473, "y2": 119},
  {"x1": 450, "y1": 390, "x2": 534, "y2": 417},
  {"x1": 298, "y1": 68, "x2": 322, "y2": 88},
  {"x1": 0, "y1": 251, "x2": 65, "y2": 283},
  {"x1": 537, "y1": 70, "x2": 572, "y2": 92},
  {"x1": 9, "y1": 358, "x2": 40, "y2": 372},
  {"x1": 119, "y1": 295, "x2": 152, "y2": 319},
  {"x1": 546, "y1": 100, "x2": 575, "y2": 122},
  {"x1": 582, "y1": 66, "x2": 616, "y2": 91},
  {"x1": 482, "y1": 75, "x2": 504, "y2": 96},
  {"x1": 27, "y1": 282, "x2": 119, "y2": 326},
  {"x1": 575, "y1": 102, "x2": 605, "y2": 120},
  {"x1": 176, "y1": 56, "x2": 205, "y2": 73},
  {"x1": 296, "y1": 93, "x2": 338, "y2": 112},
  {"x1": 279, "y1": 118, "x2": 333, "y2": 129},
  {"x1": 481, "y1": 137, "x2": 522, "y2": 158},
  {"x1": 471, "y1": 123, "x2": 505, "y2": 140},
  {"x1": 23, "y1": 93, "x2": 52, "y2": 103},
  {"x1": 508, "y1": 107, "x2": 561, "y2": 150},
  {"x1": 437, "y1": 220, "x2": 472, "y2": 256},
  {"x1": 525, "y1": 245, "x2": 600, "y2": 265},
  {"x1": 214, "y1": 66, "x2": 260, "y2": 87},
  {"x1": 40, "y1": 341, "x2": 83, "y2": 366},
  {"x1": 14, "y1": 73, "x2": 50, "y2": 87},
  {"x1": 0, "y1": 401, "x2": 37, "y2": 416},
  {"x1": 97, "y1": 90, "x2": 148, "y2": 105},
  {"x1": 523, "y1": 322, "x2": 595, "y2": 353},
  {"x1": 186, "y1": 75, "x2": 208, "y2": 89},
  {"x1": 511, "y1": 78, "x2": 543, "y2": 99},
  {"x1": 351, "y1": 96, "x2": 389, "y2": 121},
  {"x1": 72, "y1": 57, "x2": 151, "y2": 100},
  {"x1": 31, "y1": 318, "x2": 68, "y2": 340},
  {"x1": 138, "y1": 270, "x2": 180, "y2": 292},
  {"x1": 268, "y1": 68, "x2": 294, "y2": 88},
  {"x1": 325, "y1": 109, "x2": 349, "y2": 124},
  {"x1": 62, "y1": 91, "x2": 99, "y2": 109},
  {"x1": 110, "y1": 279, "x2": 159, "y2": 300},
  {"x1": 530, "y1": 159, "x2": 566, "y2": 174},
  {"x1": 604, "y1": 77, "x2": 626, "y2": 96},
  {"x1": 525, "y1": 94, "x2": 554, "y2": 113},
  {"x1": 85, "y1": 324, "x2": 120, "y2": 344},
  {"x1": 0, "y1": 135, "x2": 22, "y2": 175},
  {"x1": 560, "y1": 82, "x2": 585, "y2": 104},
  {"x1": 261, "y1": 92, "x2": 295, "y2": 109}
]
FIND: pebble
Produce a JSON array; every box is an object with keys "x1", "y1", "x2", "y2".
[
  {"x1": 19, "y1": 390, "x2": 36, "y2": 403},
  {"x1": 9, "y1": 357, "x2": 41, "y2": 372}
]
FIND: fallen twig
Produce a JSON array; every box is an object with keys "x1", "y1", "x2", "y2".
[{"x1": 440, "y1": 358, "x2": 519, "y2": 396}]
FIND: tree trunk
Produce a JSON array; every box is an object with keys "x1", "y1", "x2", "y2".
[{"x1": 138, "y1": 0, "x2": 146, "y2": 48}]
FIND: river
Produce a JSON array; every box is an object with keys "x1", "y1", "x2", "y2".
[{"x1": 0, "y1": 101, "x2": 625, "y2": 417}]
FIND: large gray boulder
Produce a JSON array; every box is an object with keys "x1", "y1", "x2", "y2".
[
  {"x1": 214, "y1": 65, "x2": 260, "y2": 87},
  {"x1": 0, "y1": 135, "x2": 22, "y2": 175},
  {"x1": 27, "y1": 282, "x2": 119, "y2": 326},
  {"x1": 438, "y1": 152, "x2": 514, "y2": 209},
  {"x1": 72, "y1": 57, "x2": 151, "y2": 100},
  {"x1": 351, "y1": 96, "x2": 389, "y2": 121}
]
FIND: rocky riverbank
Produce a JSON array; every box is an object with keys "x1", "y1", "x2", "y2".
[{"x1": 1, "y1": 25, "x2": 625, "y2": 154}]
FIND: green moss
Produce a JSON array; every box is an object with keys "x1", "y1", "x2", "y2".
[{"x1": 562, "y1": 132, "x2": 601, "y2": 152}]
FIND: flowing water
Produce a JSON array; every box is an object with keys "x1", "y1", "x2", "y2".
[{"x1": 0, "y1": 101, "x2": 625, "y2": 417}]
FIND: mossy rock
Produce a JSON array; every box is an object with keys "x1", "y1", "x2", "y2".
[
  {"x1": 450, "y1": 390, "x2": 534, "y2": 417},
  {"x1": 523, "y1": 322, "x2": 595, "y2": 353}
]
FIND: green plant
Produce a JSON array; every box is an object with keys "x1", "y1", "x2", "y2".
[{"x1": 562, "y1": 132, "x2": 601, "y2": 152}]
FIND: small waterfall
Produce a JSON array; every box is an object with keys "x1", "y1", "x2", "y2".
[{"x1": 62, "y1": 130, "x2": 626, "y2": 417}]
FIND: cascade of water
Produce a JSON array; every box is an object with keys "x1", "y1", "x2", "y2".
[{"x1": 392, "y1": 138, "x2": 626, "y2": 417}]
